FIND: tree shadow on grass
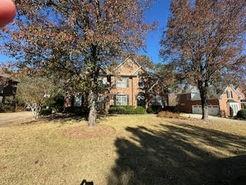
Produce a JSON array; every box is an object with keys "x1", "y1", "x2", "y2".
[{"x1": 107, "y1": 121, "x2": 246, "y2": 185}]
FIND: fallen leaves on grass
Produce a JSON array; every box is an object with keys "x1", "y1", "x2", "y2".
[
  {"x1": 63, "y1": 125, "x2": 116, "y2": 139},
  {"x1": 157, "y1": 111, "x2": 183, "y2": 119}
]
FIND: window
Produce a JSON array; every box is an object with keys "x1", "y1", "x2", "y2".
[
  {"x1": 74, "y1": 95, "x2": 82, "y2": 107},
  {"x1": 116, "y1": 77, "x2": 129, "y2": 88},
  {"x1": 191, "y1": 92, "x2": 201, "y2": 100},
  {"x1": 226, "y1": 90, "x2": 233, "y2": 99},
  {"x1": 115, "y1": 95, "x2": 128, "y2": 106},
  {"x1": 99, "y1": 77, "x2": 108, "y2": 85},
  {"x1": 226, "y1": 91, "x2": 230, "y2": 98}
]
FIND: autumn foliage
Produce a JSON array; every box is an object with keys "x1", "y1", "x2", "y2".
[
  {"x1": 5, "y1": 0, "x2": 153, "y2": 125},
  {"x1": 161, "y1": 0, "x2": 246, "y2": 120}
]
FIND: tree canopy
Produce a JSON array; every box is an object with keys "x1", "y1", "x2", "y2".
[
  {"x1": 161, "y1": 0, "x2": 246, "y2": 119},
  {"x1": 3, "y1": 0, "x2": 154, "y2": 125}
]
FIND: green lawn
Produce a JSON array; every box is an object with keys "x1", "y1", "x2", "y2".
[{"x1": 0, "y1": 114, "x2": 246, "y2": 185}]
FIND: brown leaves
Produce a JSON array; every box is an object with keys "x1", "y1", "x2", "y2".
[
  {"x1": 4, "y1": 0, "x2": 154, "y2": 99},
  {"x1": 161, "y1": 0, "x2": 246, "y2": 86}
]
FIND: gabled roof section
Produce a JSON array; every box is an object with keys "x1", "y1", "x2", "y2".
[
  {"x1": 113, "y1": 57, "x2": 145, "y2": 76},
  {"x1": 114, "y1": 57, "x2": 143, "y2": 70},
  {"x1": 218, "y1": 85, "x2": 238, "y2": 99},
  {"x1": 235, "y1": 86, "x2": 245, "y2": 98}
]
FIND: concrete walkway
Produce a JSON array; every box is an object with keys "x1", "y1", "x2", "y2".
[
  {"x1": 0, "y1": 112, "x2": 33, "y2": 127},
  {"x1": 181, "y1": 113, "x2": 246, "y2": 124}
]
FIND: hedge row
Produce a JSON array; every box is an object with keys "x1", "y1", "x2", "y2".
[
  {"x1": 109, "y1": 106, "x2": 146, "y2": 114},
  {"x1": 236, "y1": 109, "x2": 246, "y2": 120}
]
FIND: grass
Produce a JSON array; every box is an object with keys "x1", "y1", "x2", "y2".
[{"x1": 0, "y1": 114, "x2": 246, "y2": 185}]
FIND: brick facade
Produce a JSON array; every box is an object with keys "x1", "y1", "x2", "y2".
[
  {"x1": 176, "y1": 93, "x2": 219, "y2": 113},
  {"x1": 175, "y1": 85, "x2": 245, "y2": 117},
  {"x1": 219, "y1": 86, "x2": 242, "y2": 117},
  {"x1": 109, "y1": 58, "x2": 144, "y2": 107}
]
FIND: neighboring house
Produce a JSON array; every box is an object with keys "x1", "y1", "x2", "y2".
[
  {"x1": 0, "y1": 70, "x2": 18, "y2": 109},
  {"x1": 236, "y1": 86, "x2": 246, "y2": 109},
  {"x1": 175, "y1": 85, "x2": 245, "y2": 117}
]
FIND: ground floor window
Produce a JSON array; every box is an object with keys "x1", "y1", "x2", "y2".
[
  {"x1": 115, "y1": 95, "x2": 128, "y2": 106},
  {"x1": 74, "y1": 94, "x2": 83, "y2": 107}
]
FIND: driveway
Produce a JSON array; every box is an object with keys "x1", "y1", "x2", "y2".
[
  {"x1": 181, "y1": 113, "x2": 246, "y2": 124},
  {"x1": 0, "y1": 112, "x2": 33, "y2": 127}
]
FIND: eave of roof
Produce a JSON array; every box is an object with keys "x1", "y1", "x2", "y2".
[{"x1": 113, "y1": 56, "x2": 146, "y2": 73}]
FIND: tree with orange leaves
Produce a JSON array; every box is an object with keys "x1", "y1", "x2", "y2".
[
  {"x1": 4, "y1": 0, "x2": 153, "y2": 126},
  {"x1": 161, "y1": 0, "x2": 246, "y2": 120}
]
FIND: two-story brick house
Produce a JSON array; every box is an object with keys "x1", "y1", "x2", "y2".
[
  {"x1": 108, "y1": 57, "x2": 145, "y2": 107},
  {"x1": 66, "y1": 57, "x2": 147, "y2": 110},
  {"x1": 175, "y1": 85, "x2": 245, "y2": 117}
]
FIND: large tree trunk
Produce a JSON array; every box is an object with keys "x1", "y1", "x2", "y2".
[
  {"x1": 198, "y1": 80, "x2": 209, "y2": 120},
  {"x1": 87, "y1": 44, "x2": 99, "y2": 126},
  {"x1": 88, "y1": 90, "x2": 97, "y2": 126}
]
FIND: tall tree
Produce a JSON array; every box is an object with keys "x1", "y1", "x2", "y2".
[
  {"x1": 4, "y1": 0, "x2": 153, "y2": 126},
  {"x1": 161, "y1": 0, "x2": 246, "y2": 120}
]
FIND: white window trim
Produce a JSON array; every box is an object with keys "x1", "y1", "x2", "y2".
[
  {"x1": 116, "y1": 77, "x2": 129, "y2": 88},
  {"x1": 115, "y1": 95, "x2": 128, "y2": 106}
]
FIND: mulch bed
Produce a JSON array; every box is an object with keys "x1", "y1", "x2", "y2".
[{"x1": 63, "y1": 125, "x2": 116, "y2": 139}]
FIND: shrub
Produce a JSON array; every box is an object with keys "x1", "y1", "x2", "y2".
[
  {"x1": 109, "y1": 106, "x2": 146, "y2": 114},
  {"x1": 134, "y1": 106, "x2": 146, "y2": 114},
  {"x1": 0, "y1": 103, "x2": 14, "y2": 113},
  {"x1": 108, "y1": 106, "x2": 132, "y2": 114},
  {"x1": 157, "y1": 111, "x2": 181, "y2": 119},
  {"x1": 63, "y1": 106, "x2": 89, "y2": 116},
  {"x1": 40, "y1": 108, "x2": 52, "y2": 116},
  {"x1": 123, "y1": 106, "x2": 135, "y2": 114},
  {"x1": 146, "y1": 106, "x2": 154, "y2": 113},
  {"x1": 146, "y1": 105, "x2": 162, "y2": 114},
  {"x1": 45, "y1": 94, "x2": 64, "y2": 113},
  {"x1": 236, "y1": 109, "x2": 246, "y2": 120},
  {"x1": 163, "y1": 106, "x2": 179, "y2": 113}
]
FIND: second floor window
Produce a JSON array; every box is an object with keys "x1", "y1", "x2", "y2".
[
  {"x1": 226, "y1": 90, "x2": 233, "y2": 99},
  {"x1": 116, "y1": 77, "x2": 129, "y2": 88}
]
